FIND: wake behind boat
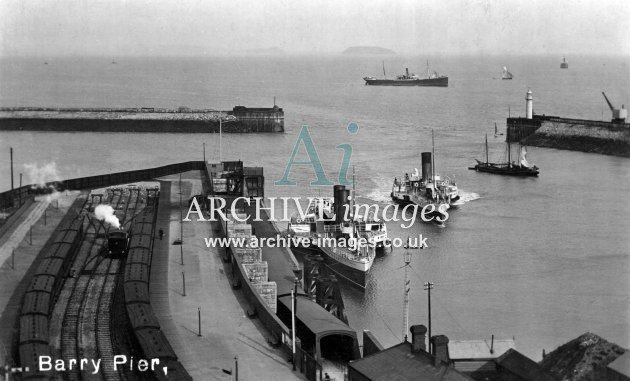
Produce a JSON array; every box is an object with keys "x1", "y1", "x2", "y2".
[
  {"x1": 363, "y1": 61, "x2": 448, "y2": 87},
  {"x1": 391, "y1": 131, "x2": 460, "y2": 224}
]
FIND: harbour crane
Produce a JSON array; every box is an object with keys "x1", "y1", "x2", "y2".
[{"x1": 602, "y1": 92, "x2": 627, "y2": 123}]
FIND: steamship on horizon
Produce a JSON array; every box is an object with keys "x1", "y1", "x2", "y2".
[
  {"x1": 286, "y1": 185, "x2": 390, "y2": 289},
  {"x1": 363, "y1": 61, "x2": 448, "y2": 87}
]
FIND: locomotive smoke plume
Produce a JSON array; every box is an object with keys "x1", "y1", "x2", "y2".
[
  {"x1": 24, "y1": 162, "x2": 61, "y2": 188},
  {"x1": 24, "y1": 162, "x2": 64, "y2": 202},
  {"x1": 94, "y1": 205, "x2": 120, "y2": 229}
]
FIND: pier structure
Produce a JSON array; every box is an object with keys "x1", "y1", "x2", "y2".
[
  {"x1": 0, "y1": 105, "x2": 284, "y2": 133},
  {"x1": 505, "y1": 90, "x2": 630, "y2": 157},
  {"x1": 0, "y1": 160, "x2": 357, "y2": 381},
  {"x1": 209, "y1": 161, "x2": 360, "y2": 380}
]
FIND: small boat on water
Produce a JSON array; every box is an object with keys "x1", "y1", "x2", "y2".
[
  {"x1": 363, "y1": 61, "x2": 448, "y2": 87},
  {"x1": 560, "y1": 57, "x2": 569, "y2": 69},
  {"x1": 501, "y1": 66, "x2": 513, "y2": 80},
  {"x1": 469, "y1": 134, "x2": 539, "y2": 177}
]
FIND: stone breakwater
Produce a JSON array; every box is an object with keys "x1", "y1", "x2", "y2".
[
  {"x1": 507, "y1": 115, "x2": 630, "y2": 157},
  {"x1": 0, "y1": 106, "x2": 284, "y2": 133}
]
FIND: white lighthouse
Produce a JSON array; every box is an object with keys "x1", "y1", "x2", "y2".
[{"x1": 526, "y1": 89, "x2": 533, "y2": 119}]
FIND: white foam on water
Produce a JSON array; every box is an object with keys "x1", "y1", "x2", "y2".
[
  {"x1": 453, "y1": 190, "x2": 481, "y2": 205},
  {"x1": 363, "y1": 175, "x2": 394, "y2": 203}
]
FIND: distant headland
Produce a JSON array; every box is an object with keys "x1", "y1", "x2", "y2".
[
  {"x1": 244, "y1": 47, "x2": 285, "y2": 55},
  {"x1": 341, "y1": 46, "x2": 396, "y2": 56}
]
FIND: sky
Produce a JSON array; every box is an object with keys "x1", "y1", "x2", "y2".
[{"x1": 1, "y1": 0, "x2": 629, "y2": 57}]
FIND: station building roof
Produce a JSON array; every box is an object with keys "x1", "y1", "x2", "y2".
[
  {"x1": 277, "y1": 295, "x2": 355, "y2": 338},
  {"x1": 608, "y1": 351, "x2": 630, "y2": 377},
  {"x1": 495, "y1": 349, "x2": 557, "y2": 381},
  {"x1": 348, "y1": 342, "x2": 473, "y2": 381}
]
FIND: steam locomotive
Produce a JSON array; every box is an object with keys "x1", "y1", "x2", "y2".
[{"x1": 107, "y1": 228, "x2": 129, "y2": 256}]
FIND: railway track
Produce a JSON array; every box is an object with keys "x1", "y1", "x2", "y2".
[{"x1": 51, "y1": 187, "x2": 146, "y2": 381}]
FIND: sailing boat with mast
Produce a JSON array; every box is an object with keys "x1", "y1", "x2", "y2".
[
  {"x1": 469, "y1": 134, "x2": 539, "y2": 176},
  {"x1": 501, "y1": 66, "x2": 513, "y2": 80}
]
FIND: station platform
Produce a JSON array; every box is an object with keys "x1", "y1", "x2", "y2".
[{"x1": 150, "y1": 170, "x2": 301, "y2": 380}]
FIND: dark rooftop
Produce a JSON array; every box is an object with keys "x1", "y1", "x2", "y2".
[
  {"x1": 496, "y1": 348, "x2": 557, "y2": 381},
  {"x1": 348, "y1": 341, "x2": 473, "y2": 381},
  {"x1": 608, "y1": 351, "x2": 630, "y2": 377},
  {"x1": 277, "y1": 295, "x2": 353, "y2": 337}
]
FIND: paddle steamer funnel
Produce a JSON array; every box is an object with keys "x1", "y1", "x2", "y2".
[
  {"x1": 526, "y1": 89, "x2": 533, "y2": 119},
  {"x1": 333, "y1": 185, "x2": 346, "y2": 223},
  {"x1": 406, "y1": 68, "x2": 410, "y2": 76},
  {"x1": 335, "y1": 185, "x2": 350, "y2": 224},
  {"x1": 421, "y1": 152, "x2": 432, "y2": 181}
]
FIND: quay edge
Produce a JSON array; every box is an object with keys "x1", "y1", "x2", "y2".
[
  {"x1": 505, "y1": 90, "x2": 630, "y2": 157},
  {"x1": 506, "y1": 115, "x2": 630, "y2": 158}
]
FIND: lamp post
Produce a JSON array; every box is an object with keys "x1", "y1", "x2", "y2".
[
  {"x1": 291, "y1": 275, "x2": 300, "y2": 370},
  {"x1": 10, "y1": 147, "x2": 14, "y2": 195},
  {"x1": 19, "y1": 173, "x2": 23, "y2": 206},
  {"x1": 290, "y1": 270, "x2": 301, "y2": 371}
]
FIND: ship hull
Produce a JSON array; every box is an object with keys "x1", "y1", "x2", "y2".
[
  {"x1": 291, "y1": 245, "x2": 370, "y2": 290},
  {"x1": 364, "y1": 77, "x2": 448, "y2": 87},
  {"x1": 390, "y1": 191, "x2": 449, "y2": 222},
  {"x1": 469, "y1": 163, "x2": 539, "y2": 177}
]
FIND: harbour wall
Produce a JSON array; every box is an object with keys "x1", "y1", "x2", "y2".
[
  {"x1": 0, "y1": 106, "x2": 284, "y2": 133},
  {"x1": 507, "y1": 116, "x2": 630, "y2": 157}
]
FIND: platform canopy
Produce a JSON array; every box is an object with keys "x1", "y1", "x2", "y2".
[{"x1": 278, "y1": 295, "x2": 355, "y2": 338}]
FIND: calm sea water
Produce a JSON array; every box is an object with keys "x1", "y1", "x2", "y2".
[{"x1": 1, "y1": 55, "x2": 629, "y2": 360}]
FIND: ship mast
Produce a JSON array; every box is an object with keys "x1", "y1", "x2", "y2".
[
  {"x1": 382, "y1": 61, "x2": 386, "y2": 79},
  {"x1": 352, "y1": 165, "x2": 356, "y2": 220},
  {"x1": 485, "y1": 134, "x2": 489, "y2": 164},
  {"x1": 431, "y1": 129, "x2": 436, "y2": 197}
]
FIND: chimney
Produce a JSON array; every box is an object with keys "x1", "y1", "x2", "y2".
[
  {"x1": 430, "y1": 335, "x2": 450, "y2": 365},
  {"x1": 421, "y1": 152, "x2": 432, "y2": 181},
  {"x1": 410, "y1": 325, "x2": 427, "y2": 353}
]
